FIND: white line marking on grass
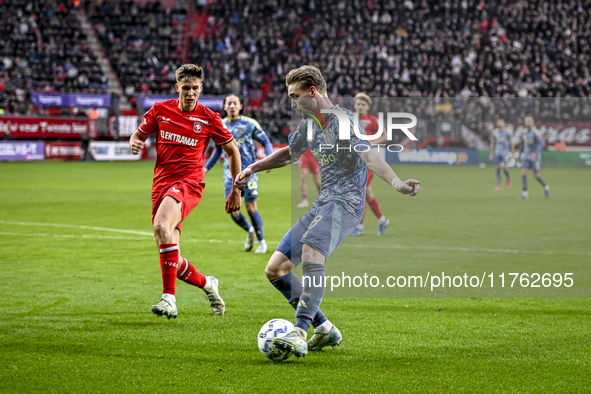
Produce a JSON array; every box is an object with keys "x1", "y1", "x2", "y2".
[
  {"x1": 0, "y1": 220, "x2": 152, "y2": 236},
  {"x1": 342, "y1": 243, "x2": 591, "y2": 256}
]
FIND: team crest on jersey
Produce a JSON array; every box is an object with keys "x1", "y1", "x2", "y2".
[{"x1": 194, "y1": 122, "x2": 203, "y2": 133}]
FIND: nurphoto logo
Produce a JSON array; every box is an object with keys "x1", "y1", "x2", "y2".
[{"x1": 302, "y1": 107, "x2": 417, "y2": 153}]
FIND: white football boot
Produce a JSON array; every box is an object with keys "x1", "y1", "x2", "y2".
[
  {"x1": 244, "y1": 229, "x2": 255, "y2": 251},
  {"x1": 273, "y1": 327, "x2": 308, "y2": 358},
  {"x1": 152, "y1": 294, "x2": 178, "y2": 319},
  {"x1": 255, "y1": 240, "x2": 268, "y2": 254},
  {"x1": 308, "y1": 323, "x2": 343, "y2": 351},
  {"x1": 297, "y1": 199, "x2": 309, "y2": 208},
  {"x1": 203, "y1": 276, "x2": 225, "y2": 315}
]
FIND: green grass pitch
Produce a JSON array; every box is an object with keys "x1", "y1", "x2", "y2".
[{"x1": 0, "y1": 161, "x2": 590, "y2": 393}]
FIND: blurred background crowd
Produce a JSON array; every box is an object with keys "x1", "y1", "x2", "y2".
[{"x1": 1, "y1": 0, "x2": 590, "y2": 141}]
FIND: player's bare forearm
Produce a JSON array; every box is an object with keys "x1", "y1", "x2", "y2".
[
  {"x1": 235, "y1": 147, "x2": 291, "y2": 190},
  {"x1": 221, "y1": 140, "x2": 242, "y2": 213},
  {"x1": 361, "y1": 149, "x2": 397, "y2": 184},
  {"x1": 130, "y1": 130, "x2": 149, "y2": 155},
  {"x1": 371, "y1": 133, "x2": 388, "y2": 146},
  {"x1": 360, "y1": 149, "x2": 420, "y2": 196},
  {"x1": 250, "y1": 146, "x2": 291, "y2": 173}
]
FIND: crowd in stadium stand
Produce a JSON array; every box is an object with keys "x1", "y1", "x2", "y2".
[
  {"x1": 2, "y1": 0, "x2": 591, "y2": 142},
  {"x1": 0, "y1": 0, "x2": 107, "y2": 116},
  {"x1": 86, "y1": 0, "x2": 187, "y2": 105},
  {"x1": 202, "y1": 0, "x2": 591, "y2": 141}
]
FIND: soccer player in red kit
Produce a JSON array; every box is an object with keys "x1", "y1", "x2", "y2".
[
  {"x1": 349, "y1": 93, "x2": 390, "y2": 236},
  {"x1": 129, "y1": 64, "x2": 242, "y2": 319}
]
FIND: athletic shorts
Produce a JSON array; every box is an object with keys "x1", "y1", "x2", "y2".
[
  {"x1": 522, "y1": 157, "x2": 541, "y2": 172},
  {"x1": 299, "y1": 150, "x2": 320, "y2": 174},
  {"x1": 367, "y1": 170, "x2": 375, "y2": 185},
  {"x1": 494, "y1": 153, "x2": 510, "y2": 165},
  {"x1": 276, "y1": 200, "x2": 361, "y2": 266},
  {"x1": 151, "y1": 180, "x2": 205, "y2": 232},
  {"x1": 224, "y1": 173, "x2": 259, "y2": 203}
]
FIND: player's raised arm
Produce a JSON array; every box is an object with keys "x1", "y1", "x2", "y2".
[
  {"x1": 221, "y1": 139, "x2": 242, "y2": 213},
  {"x1": 359, "y1": 148, "x2": 420, "y2": 196},
  {"x1": 235, "y1": 146, "x2": 292, "y2": 189}
]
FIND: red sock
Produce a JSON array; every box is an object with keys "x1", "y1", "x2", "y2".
[
  {"x1": 302, "y1": 192, "x2": 308, "y2": 199},
  {"x1": 177, "y1": 257, "x2": 207, "y2": 288},
  {"x1": 159, "y1": 244, "x2": 179, "y2": 295},
  {"x1": 360, "y1": 203, "x2": 366, "y2": 224},
  {"x1": 367, "y1": 196, "x2": 383, "y2": 219}
]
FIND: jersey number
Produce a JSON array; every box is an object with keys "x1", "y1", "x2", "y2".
[{"x1": 303, "y1": 215, "x2": 323, "y2": 239}]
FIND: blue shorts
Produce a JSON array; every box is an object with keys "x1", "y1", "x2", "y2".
[
  {"x1": 522, "y1": 157, "x2": 541, "y2": 172},
  {"x1": 224, "y1": 173, "x2": 259, "y2": 203},
  {"x1": 494, "y1": 153, "x2": 509, "y2": 165},
  {"x1": 276, "y1": 201, "x2": 361, "y2": 266}
]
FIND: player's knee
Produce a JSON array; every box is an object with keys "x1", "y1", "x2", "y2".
[
  {"x1": 153, "y1": 221, "x2": 172, "y2": 241},
  {"x1": 265, "y1": 264, "x2": 280, "y2": 280},
  {"x1": 246, "y1": 203, "x2": 257, "y2": 213}
]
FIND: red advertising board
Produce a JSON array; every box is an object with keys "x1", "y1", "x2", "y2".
[
  {"x1": 507, "y1": 122, "x2": 591, "y2": 147},
  {"x1": 0, "y1": 117, "x2": 96, "y2": 139},
  {"x1": 45, "y1": 142, "x2": 83, "y2": 160}
]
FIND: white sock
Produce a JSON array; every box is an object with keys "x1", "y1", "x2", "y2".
[
  {"x1": 357, "y1": 224, "x2": 364, "y2": 230},
  {"x1": 522, "y1": 191, "x2": 529, "y2": 196},
  {"x1": 545, "y1": 185, "x2": 550, "y2": 190},
  {"x1": 248, "y1": 226, "x2": 255, "y2": 233},
  {"x1": 316, "y1": 320, "x2": 334, "y2": 333},
  {"x1": 162, "y1": 293, "x2": 176, "y2": 304},
  {"x1": 378, "y1": 215, "x2": 386, "y2": 224}
]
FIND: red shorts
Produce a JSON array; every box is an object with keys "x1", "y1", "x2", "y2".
[
  {"x1": 151, "y1": 180, "x2": 205, "y2": 232},
  {"x1": 367, "y1": 170, "x2": 374, "y2": 186},
  {"x1": 299, "y1": 150, "x2": 320, "y2": 174}
]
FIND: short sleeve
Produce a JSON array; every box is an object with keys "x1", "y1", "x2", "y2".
[
  {"x1": 138, "y1": 105, "x2": 158, "y2": 135},
  {"x1": 210, "y1": 113, "x2": 234, "y2": 145},
  {"x1": 288, "y1": 120, "x2": 308, "y2": 154}
]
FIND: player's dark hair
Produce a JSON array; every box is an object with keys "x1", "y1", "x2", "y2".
[
  {"x1": 223, "y1": 94, "x2": 244, "y2": 115},
  {"x1": 175, "y1": 64, "x2": 203, "y2": 83},
  {"x1": 286, "y1": 65, "x2": 327, "y2": 94}
]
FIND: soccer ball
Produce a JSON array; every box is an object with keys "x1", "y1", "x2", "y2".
[{"x1": 257, "y1": 319, "x2": 294, "y2": 362}]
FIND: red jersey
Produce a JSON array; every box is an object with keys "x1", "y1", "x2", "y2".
[
  {"x1": 139, "y1": 99, "x2": 234, "y2": 186},
  {"x1": 359, "y1": 113, "x2": 379, "y2": 136}
]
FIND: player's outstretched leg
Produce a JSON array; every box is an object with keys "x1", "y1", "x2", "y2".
[
  {"x1": 152, "y1": 244, "x2": 180, "y2": 319},
  {"x1": 176, "y1": 257, "x2": 225, "y2": 315},
  {"x1": 273, "y1": 262, "x2": 327, "y2": 358},
  {"x1": 231, "y1": 212, "x2": 256, "y2": 251}
]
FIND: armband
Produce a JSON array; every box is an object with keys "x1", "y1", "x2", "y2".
[{"x1": 391, "y1": 176, "x2": 403, "y2": 191}]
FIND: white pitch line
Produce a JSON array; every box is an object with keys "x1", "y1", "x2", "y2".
[
  {"x1": 1, "y1": 219, "x2": 589, "y2": 256},
  {"x1": 0, "y1": 220, "x2": 152, "y2": 236},
  {"x1": 342, "y1": 243, "x2": 591, "y2": 257}
]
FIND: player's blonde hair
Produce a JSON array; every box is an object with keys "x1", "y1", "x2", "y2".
[
  {"x1": 354, "y1": 93, "x2": 372, "y2": 106},
  {"x1": 175, "y1": 64, "x2": 203, "y2": 83},
  {"x1": 286, "y1": 65, "x2": 327, "y2": 94}
]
